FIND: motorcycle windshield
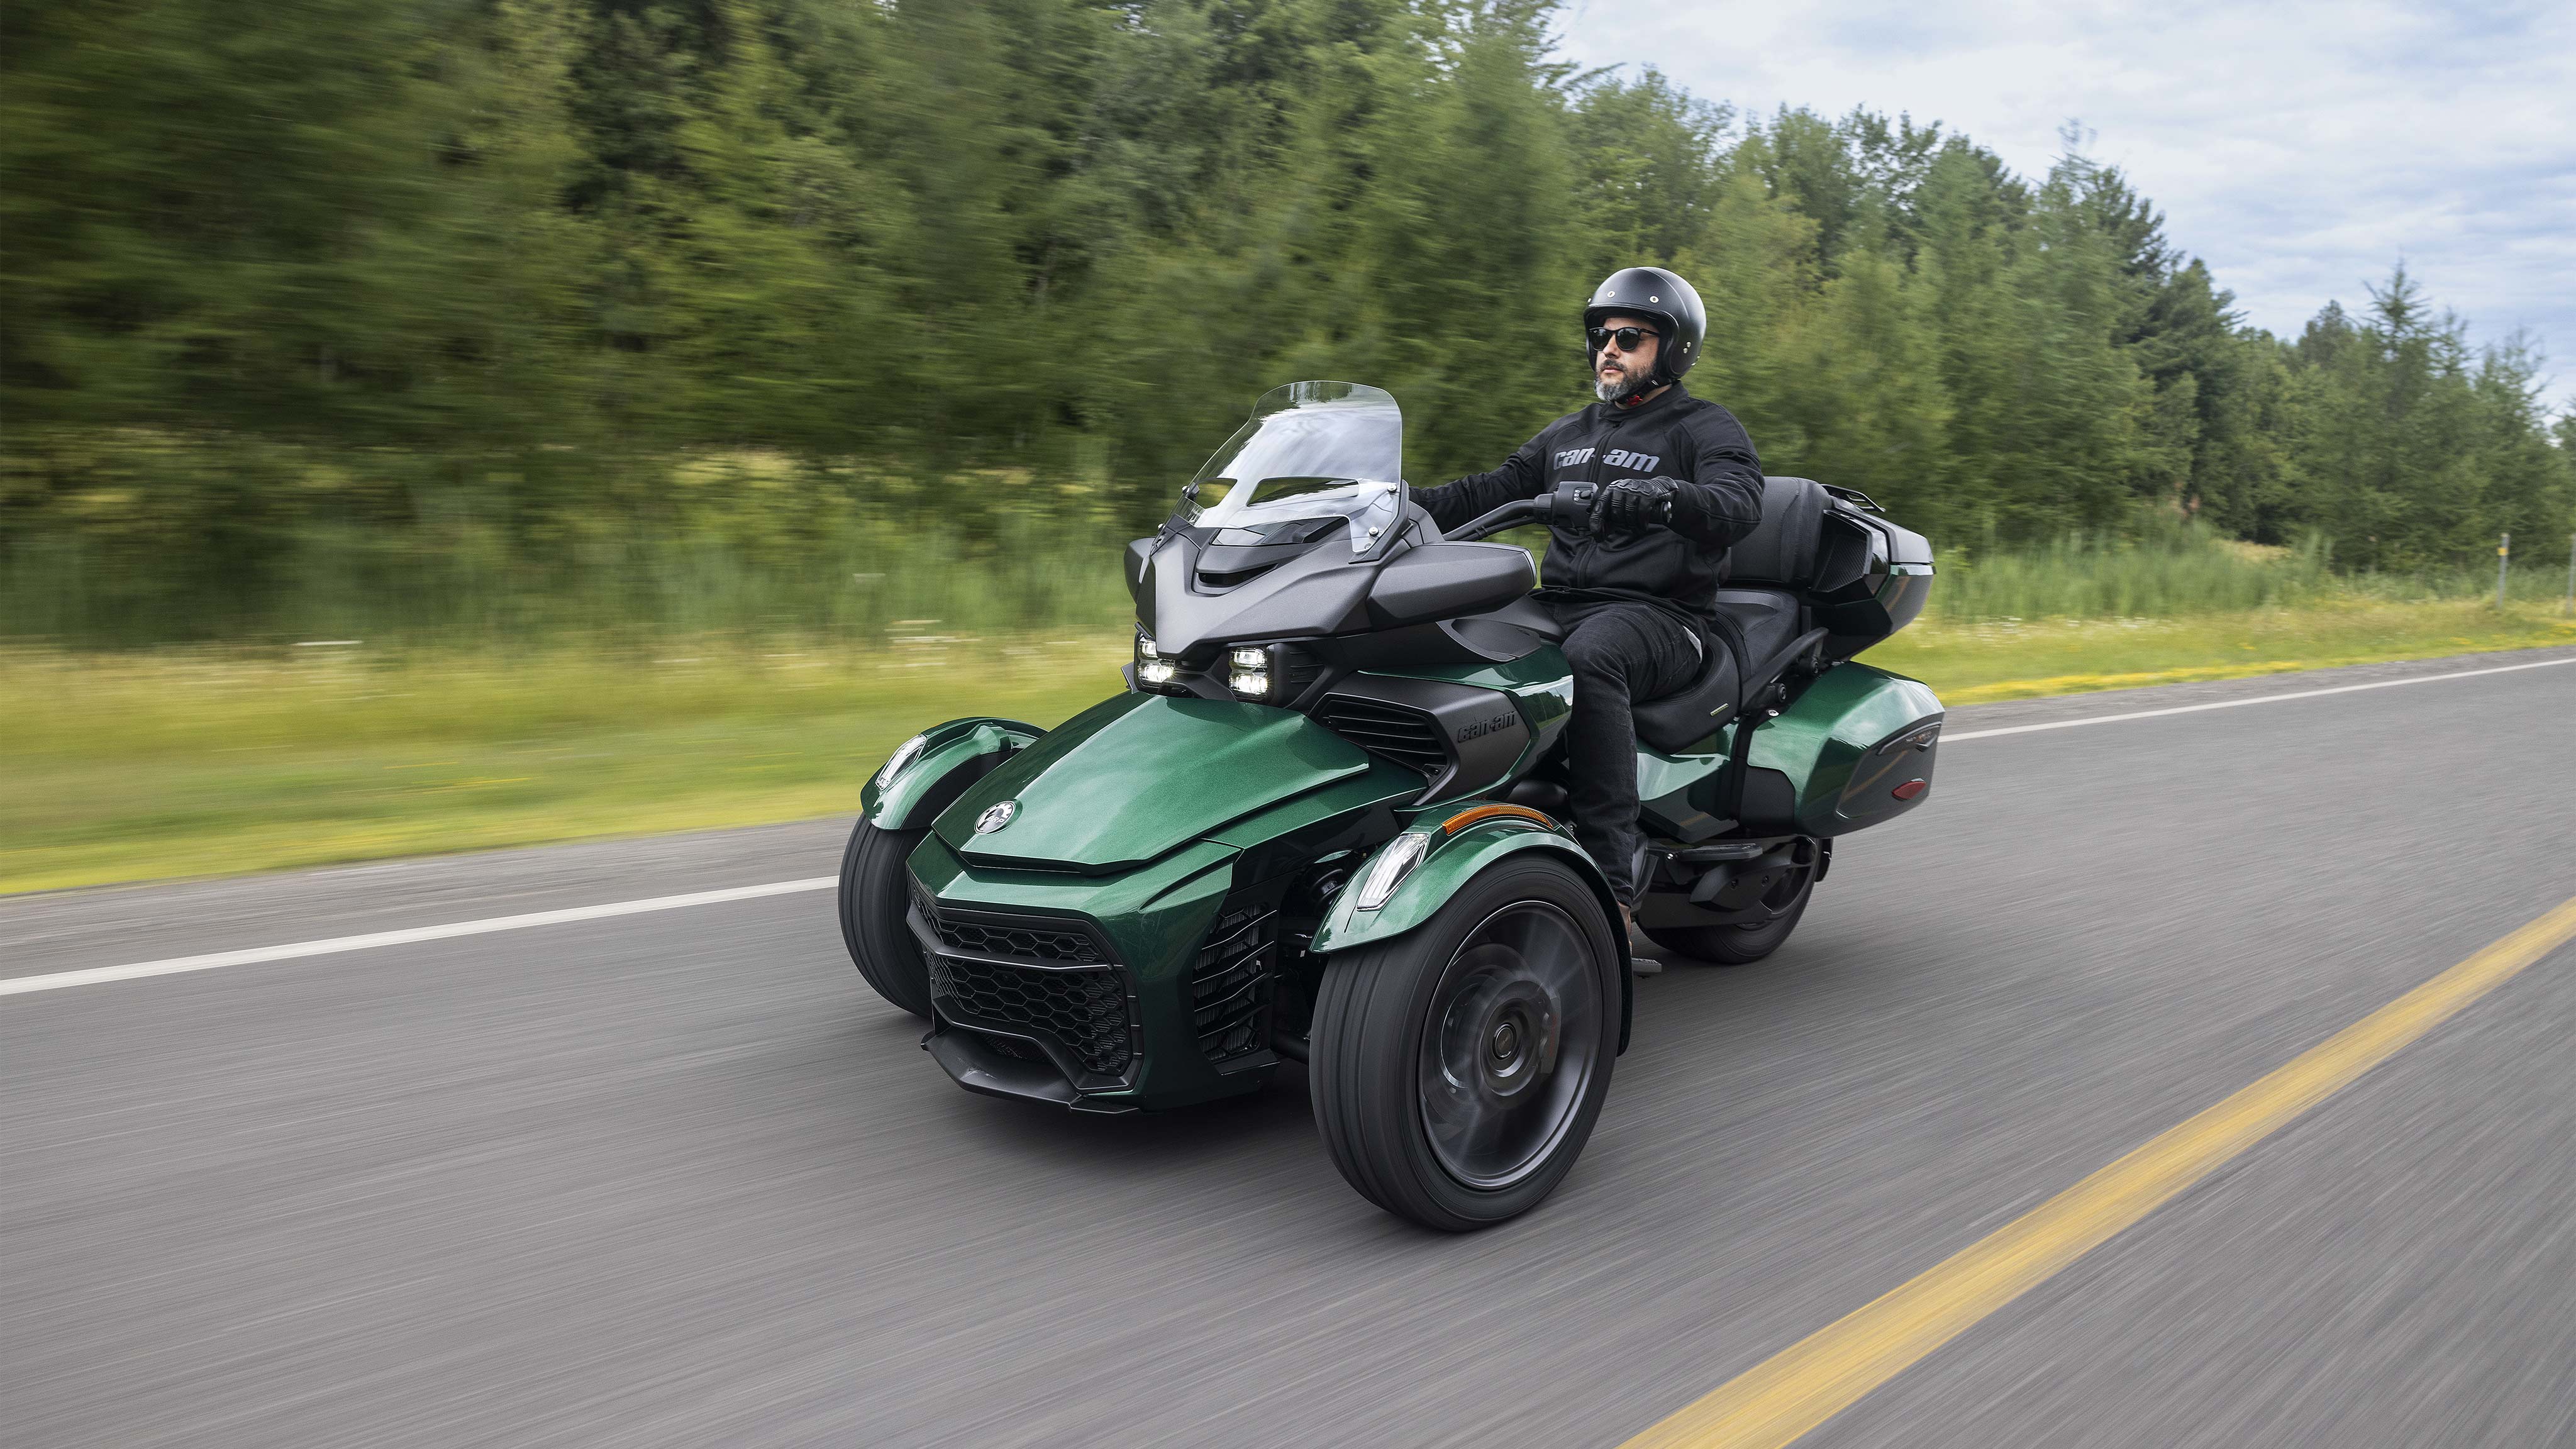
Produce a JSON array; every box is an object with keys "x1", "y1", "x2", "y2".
[{"x1": 1184, "y1": 381, "x2": 1403, "y2": 552}]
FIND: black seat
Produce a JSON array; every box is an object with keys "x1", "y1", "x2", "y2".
[
  {"x1": 1711, "y1": 588, "x2": 1804, "y2": 670},
  {"x1": 1631, "y1": 647, "x2": 1739, "y2": 752},
  {"x1": 1725, "y1": 476, "x2": 1829, "y2": 591},
  {"x1": 1628, "y1": 477, "x2": 1832, "y2": 752},
  {"x1": 1629, "y1": 592, "x2": 1811, "y2": 751}
]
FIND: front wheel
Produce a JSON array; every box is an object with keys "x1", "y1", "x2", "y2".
[
  {"x1": 838, "y1": 818, "x2": 933, "y2": 1020},
  {"x1": 1309, "y1": 857, "x2": 1620, "y2": 1230}
]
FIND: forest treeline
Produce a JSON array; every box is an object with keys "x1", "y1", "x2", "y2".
[{"x1": 4, "y1": 0, "x2": 2571, "y2": 641}]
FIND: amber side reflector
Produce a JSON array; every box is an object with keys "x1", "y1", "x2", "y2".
[
  {"x1": 1892, "y1": 779, "x2": 1928, "y2": 801},
  {"x1": 1440, "y1": 802, "x2": 1557, "y2": 835}
]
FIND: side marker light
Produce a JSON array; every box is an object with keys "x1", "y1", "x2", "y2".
[
  {"x1": 1892, "y1": 778, "x2": 1928, "y2": 801},
  {"x1": 1438, "y1": 802, "x2": 1557, "y2": 834}
]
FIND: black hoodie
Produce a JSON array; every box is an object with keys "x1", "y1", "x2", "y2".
[{"x1": 1409, "y1": 382, "x2": 1765, "y2": 630}]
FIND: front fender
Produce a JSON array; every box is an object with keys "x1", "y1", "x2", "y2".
[
  {"x1": 861, "y1": 716, "x2": 1045, "y2": 830},
  {"x1": 1311, "y1": 811, "x2": 1635, "y2": 1053}
]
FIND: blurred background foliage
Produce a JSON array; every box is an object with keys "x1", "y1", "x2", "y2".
[{"x1": 4, "y1": 0, "x2": 2572, "y2": 646}]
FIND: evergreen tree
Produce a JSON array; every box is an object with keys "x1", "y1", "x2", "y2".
[{"x1": 4, "y1": 0, "x2": 2569, "y2": 638}]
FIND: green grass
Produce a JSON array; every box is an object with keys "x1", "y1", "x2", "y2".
[
  {"x1": 1875, "y1": 598, "x2": 2576, "y2": 702},
  {"x1": 0, "y1": 637, "x2": 1130, "y2": 894},
  {"x1": 6, "y1": 596, "x2": 2572, "y2": 896}
]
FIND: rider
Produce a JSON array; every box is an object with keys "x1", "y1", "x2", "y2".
[{"x1": 1409, "y1": 267, "x2": 1765, "y2": 923}]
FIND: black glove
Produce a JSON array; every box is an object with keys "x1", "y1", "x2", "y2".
[{"x1": 1594, "y1": 475, "x2": 1680, "y2": 538}]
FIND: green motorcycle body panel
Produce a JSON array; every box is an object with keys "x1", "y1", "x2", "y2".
[
  {"x1": 861, "y1": 716, "x2": 1045, "y2": 831},
  {"x1": 1741, "y1": 662, "x2": 1943, "y2": 836},
  {"x1": 908, "y1": 725, "x2": 1424, "y2": 1110},
  {"x1": 1636, "y1": 739, "x2": 1733, "y2": 842},
  {"x1": 933, "y1": 692, "x2": 1377, "y2": 874}
]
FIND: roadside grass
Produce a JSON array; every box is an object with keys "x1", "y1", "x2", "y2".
[
  {"x1": 6, "y1": 597, "x2": 2572, "y2": 896},
  {"x1": 1873, "y1": 599, "x2": 2576, "y2": 702},
  {"x1": 0, "y1": 637, "x2": 1128, "y2": 896}
]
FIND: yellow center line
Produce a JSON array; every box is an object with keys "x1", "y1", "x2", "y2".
[{"x1": 1621, "y1": 891, "x2": 2576, "y2": 1449}]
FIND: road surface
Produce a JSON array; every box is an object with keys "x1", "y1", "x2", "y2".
[{"x1": 6, "y1": 648, "x2": 2575, "y2": 1448}]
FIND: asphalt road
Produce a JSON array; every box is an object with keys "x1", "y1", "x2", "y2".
[{"x1": 6, "y1": 648, "x2": 2575, "y2": 1448}]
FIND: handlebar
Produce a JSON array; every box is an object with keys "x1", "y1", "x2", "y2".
[
  {"x1": 1445, "y1": 480, "x2": 1680, "y2": 543},
  {"x1": 1446, "y1": 483, "x2": 1601, "y2": 543}
]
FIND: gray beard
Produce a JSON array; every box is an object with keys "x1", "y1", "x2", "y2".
[{"x1": 1594, "y1": 367, "x2": 1650, "y2": 404}]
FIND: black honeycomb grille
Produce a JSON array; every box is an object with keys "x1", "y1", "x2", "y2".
[
  {"x1": 1191, "y1": 904, "x2": 1276, "y2": 1064},
  {"x1": 1314, "y1": 696, "x2": 1447, "y2": 777},
  {"x1": 911, "y1": 887, "x2": 1130, "y2": 1076},
  {"x1": 929, "y1": 953, "x2": 1131, "y2": 1075},
  {"x1": 933, "y1": 915, "x2": 1104, "y2": 965}
]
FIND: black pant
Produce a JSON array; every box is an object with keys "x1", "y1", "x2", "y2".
[{"x1": 1554, "y1": 601, "x2": 1702, "y2": 905}]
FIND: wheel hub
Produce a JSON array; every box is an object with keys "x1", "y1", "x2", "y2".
[{"x1": 1470, "y1": 981, "x2": 1557, "y2": 1099}]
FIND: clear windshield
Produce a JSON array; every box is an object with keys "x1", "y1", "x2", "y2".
[{"x1": 1183, "y1": 381, "x2": 1403, "y2": 552}]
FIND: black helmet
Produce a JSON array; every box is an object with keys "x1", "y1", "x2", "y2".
[{"x1": 1584, "y1": 267, "x2": 1705, "y2": 386}]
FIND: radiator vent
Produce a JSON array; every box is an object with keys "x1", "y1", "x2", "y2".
[{"x1": 1314, "y1": 696, "x2": 1446, "y2": 777}]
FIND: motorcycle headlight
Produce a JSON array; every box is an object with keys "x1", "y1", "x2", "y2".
[
  {"x1": 1354, "y1": 831, "x2": 1431, "y2": 911},
  {"x1": 1228, "y1": 646, "x2": 1272, "y2": 701},
  {"x1": 1135, "y1": 631, "x2": 1179, "y2": 689}
]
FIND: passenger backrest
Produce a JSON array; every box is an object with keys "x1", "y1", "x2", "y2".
[{"x1": 1726, "y1": 476, "x2": 1829, "y2": 589}]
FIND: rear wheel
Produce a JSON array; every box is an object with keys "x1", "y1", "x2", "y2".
[
  {"x1": 1309, "y1": 857, "x2": 1619, "y2": 1230},
  {"x1": 839, "y1": 818, "x2": 933, "y2": 1020},
  {"x1": 1642, "y1": 851, "x2": 1816, "y2": 966}
]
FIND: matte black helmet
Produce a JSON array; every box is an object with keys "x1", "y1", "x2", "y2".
[{"x1": 1584, "y1": 266, "x2": 1706, "y2": 386}]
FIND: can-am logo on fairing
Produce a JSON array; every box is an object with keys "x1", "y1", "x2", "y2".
[
  {"x1": 975, "y1": 799, "x2": 1019, "y2": 833},
  {"x1": 1455, "y1": 713, "x2": 1518, "y2": 742}
]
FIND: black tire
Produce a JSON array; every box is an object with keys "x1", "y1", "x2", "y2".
[
  {"x1": 1309, "y1": 857, "x2": 1620, "y2": 1231},
  {"x1": 1641, "y1": 861, "x2": 1814, "y2": 966},
  {"x1": 838, "y1": 818, "x2": 933, "y2": 1020}
]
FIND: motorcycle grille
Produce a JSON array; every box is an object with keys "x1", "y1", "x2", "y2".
[
  {"x1": 1314, "y1": 696, "x2": 1447, "y2": 777},
  {"x1": 911, "y1": 886, "x2": 1131, "y2": 1076},
  {"x1": 1191, "y1": 903, "x2": 1275, "y2": 1063},
  {"x1": 933, "y1": 916, "x2": 1104, "y2": 965},
  {"x1": 931, "y1": 954, "x2": 1133, "y2": 1076}
]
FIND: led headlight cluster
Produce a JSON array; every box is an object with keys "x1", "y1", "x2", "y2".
[
  {"x1": 1228, "y1": 647, "x2": 1272, "y2": 700},
  {"x1": 1134, "y1": 630, "x2": 1180, "y2": 691},
  {"x1": 1133, "y1": 635, "x2": 1302, "y2": 701}
]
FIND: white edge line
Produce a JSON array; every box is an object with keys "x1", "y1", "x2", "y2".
[
  {"x1": 13, "y1": 652, "x2": 2573, "y2": 999},
  {"x1": 1, "y1": 877, "x2": 836, "y2": 997},
  {"x1": 1941, "y1": 655, "x2": 2576, "y2": 742}
]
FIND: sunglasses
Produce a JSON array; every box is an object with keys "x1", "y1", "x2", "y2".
[{"x1": 1588, "y1": 325, "x2": 1654, "y2": 355}]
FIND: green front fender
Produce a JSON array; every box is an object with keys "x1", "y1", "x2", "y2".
[
  {"x1": 1309, "y1": 816, "x2": 1635, "y2": 1052},
  {"x1": 860, "y1": 716, "x2": 1045, "y2": 831}
]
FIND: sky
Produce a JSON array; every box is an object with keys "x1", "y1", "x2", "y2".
[{"x1": 1555, "y1": 0, "x2": 2576, "y2": 410}]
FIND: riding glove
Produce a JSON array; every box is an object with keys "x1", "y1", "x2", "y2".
[{"x1": 1594, "y1": 475, "x2": 1681, "y2": 536}]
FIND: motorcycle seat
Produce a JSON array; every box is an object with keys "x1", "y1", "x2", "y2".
[
  {"x1": 1631, "y1": 645, "x2": 1739, "y2": 752},
  {"x1": 1627, "y1": 477, "x2": 1831, "y2": 753},
  {"x1": 1713, "y1": 587, "x2": 1807, "y2": 670},
  {"x1": 1629, "y1": 589, "x2": 1808, "y2": 752}
]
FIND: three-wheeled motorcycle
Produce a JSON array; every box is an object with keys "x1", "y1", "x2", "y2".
[{"x1": 840, "y1": 380, "x2": 1941, "y2": 1229}]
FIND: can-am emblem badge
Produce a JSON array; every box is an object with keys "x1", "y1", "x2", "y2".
[{"x1": 975, "y1": 799, "x2": 1019, "y2": 833}]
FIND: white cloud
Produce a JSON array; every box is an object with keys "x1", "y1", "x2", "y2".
[{"x1": 1554, "y1": 0, "x2": 2576, "y2": 408}]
